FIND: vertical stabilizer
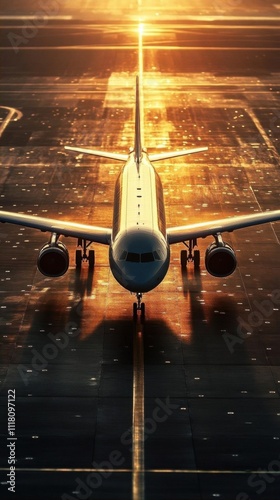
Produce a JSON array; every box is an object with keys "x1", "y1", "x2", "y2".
[{"x1": 134, "y1": 75, "x2": 143, "y2": 165}]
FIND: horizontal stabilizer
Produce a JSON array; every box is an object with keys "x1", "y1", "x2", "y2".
[
  {"x1": 149, "y1": 147, "x2": 208, "y2": 162},
  {"x1": 65, "y1": 146, "x2": 128, "y2": 162}
]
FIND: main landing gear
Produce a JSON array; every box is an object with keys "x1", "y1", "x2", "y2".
[
  {"x1": 133, "y1": 293, "x2": 145, "y2": 320},
  {"x1": 180, "y1": 238, "x2": 200, "y2": 270},
  {"x1": 75, "y1": 238, "x2": 95, "y2": 270}
]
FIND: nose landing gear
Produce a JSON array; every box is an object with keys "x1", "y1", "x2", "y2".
[{"x1": 133, "y1": 293, "x2": 145, "y2": 320}]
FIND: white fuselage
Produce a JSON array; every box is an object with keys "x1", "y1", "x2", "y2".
[{"x1": 109, "y1": 152, "x2": 170, "y2": 293}]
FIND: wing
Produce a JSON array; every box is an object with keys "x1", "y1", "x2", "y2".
[
  {"x1": 167, "y1": 210, "x2": 280, "y2": 244},
  {"x1": 0, "y1": 211, "x2": 111, "y2": 245}
]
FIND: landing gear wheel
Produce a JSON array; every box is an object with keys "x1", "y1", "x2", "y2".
[
  {"x1": 180, "y1": 249, "x2": 187, "y2": 268},
  {"x1": 133, "y1": 302, "x2": 138, "y2": 320},
  {"x1": 140, "y1": 302, "x2": 145, "y2": 320},
  {"x1": 133, "y1": 293, "x2": 144, "y2": 319},
  {"x1": 194, "y1": 249, "x2": 200, "y2": 269},
  {"x1": 88, "y1": 249, "x2": 95, "y2": 270},
  {"x1": 75, "y1": 249, "x2": 82, "y2": 269}
]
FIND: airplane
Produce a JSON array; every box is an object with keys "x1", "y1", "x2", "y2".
[{"x1": 1, "y1": 75, "x2": 280, "y2": 319}]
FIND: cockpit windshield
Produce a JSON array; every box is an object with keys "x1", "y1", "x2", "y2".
[
  {"x1": 127, "y1": 252, "x2": 140, "y2": 262},
  {"x1": 119, "y1": 250, "x2": 162, "y2": 263},
  {"x1": 141, "y1": 252, "x2": 154, "y2": 263}
]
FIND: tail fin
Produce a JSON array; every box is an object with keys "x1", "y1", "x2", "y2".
[{"x1": 134, "y1": 75, "x2": 144, "y2": 164}]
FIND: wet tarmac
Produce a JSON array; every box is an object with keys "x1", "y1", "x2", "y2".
[{"x1": 0, "y1": 3, "x2": 280, "y2": 500}]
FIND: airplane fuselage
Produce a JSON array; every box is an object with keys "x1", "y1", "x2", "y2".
[{"x1": 109, "y1": 153, "x2": 170, "y2": 292}]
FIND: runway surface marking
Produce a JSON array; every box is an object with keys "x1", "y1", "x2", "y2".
[
  {"x1": 1, "y1": 46, "x2": 280, "y2": 50},
  {"x1": 0, "y1": 106, "x2": 22, "y2": 138},
  {"x1": 0, "y1": 467, "x2": 280, "y2": 474},
  {"x1": 1, "y1": 15, "x2": 280, "y2": 21},
  {"x1": 1, "y1": 23, "x2": 280, "y2": 30},
  {"x1": 245, "y1": 107, "x2": 280, "y2": 159},
  {"x1": 132, "y1": 323, "x2": 145, "y2": 500},
  {"x1": 0, "y1": 15, "x2": 73, "y2": 20}
]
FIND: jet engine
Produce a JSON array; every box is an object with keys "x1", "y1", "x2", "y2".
[
  {"x1": 37, "y1": 235, "x2": 69, "y2": 277},
  {"x1": 205, "y1": 234, "x2": 237, "y2": 277}
]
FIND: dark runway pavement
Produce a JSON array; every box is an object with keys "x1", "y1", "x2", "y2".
[{"x1": 0, "y1": 2, "x2": 280, "y2": 499}]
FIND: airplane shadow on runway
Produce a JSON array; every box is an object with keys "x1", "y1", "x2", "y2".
[
  {"x1": 7, "y1": 262, "x2": 278, "y2": 487},
  {"x1": 73, "y1": 266, "x2": 95, "y2": 300},
  {"x1": 180, "y1": 264, "x2": 241, "y2": 342}
]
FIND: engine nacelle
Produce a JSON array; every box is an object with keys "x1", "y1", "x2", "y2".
[
  {"x1": 37, "y1": 241, "x2": 69, "y2": 277},
  {"x1": 205, "y1": 239, "x2": 237, "y2": 277}
]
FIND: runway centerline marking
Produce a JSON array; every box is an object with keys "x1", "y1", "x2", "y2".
[{"x1": 132, "y1": 322, "x2": 145, "y2": 500}]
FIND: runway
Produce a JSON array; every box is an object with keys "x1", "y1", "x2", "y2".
[{"x1": 0, "y1": 2, "x2": 280, "y2": 499}]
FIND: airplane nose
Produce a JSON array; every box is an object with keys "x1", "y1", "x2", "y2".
[
  {"x1": 110, "y1": 228, "x2": 170, "y2": 293},
  {"x1": 119, "y1": 261, "x2": 168, "y2": 293}
]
